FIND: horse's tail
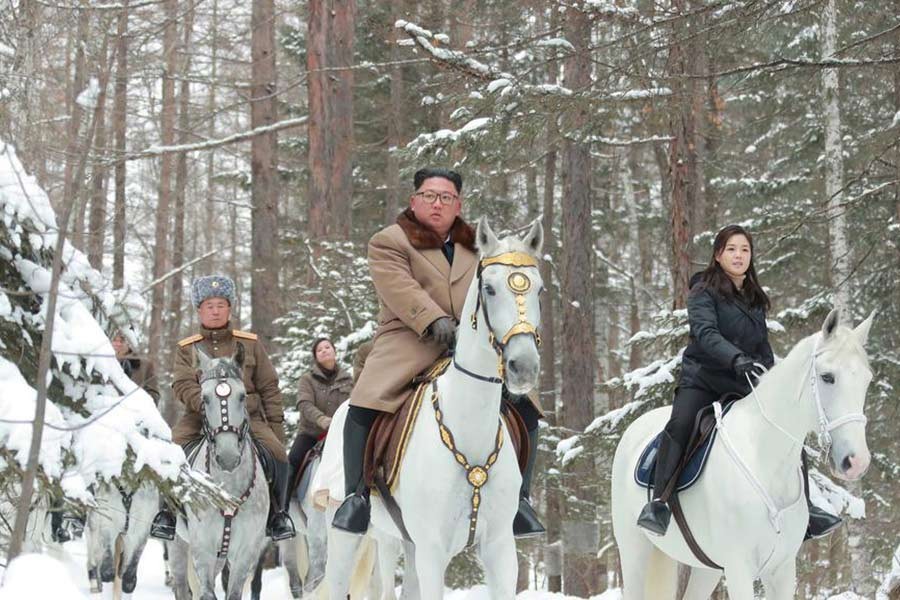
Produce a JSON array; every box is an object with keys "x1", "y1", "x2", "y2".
[
  {"x1": 348, "y1": 534, "x2": 377, "y2": 598},
  {"x1": 644, "y1": 545, "x2": 677, "y2": 599}
]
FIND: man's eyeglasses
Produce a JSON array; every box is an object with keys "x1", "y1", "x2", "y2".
[{"x1": 413, "y1": 190, "x2": 459, "y2": 205}]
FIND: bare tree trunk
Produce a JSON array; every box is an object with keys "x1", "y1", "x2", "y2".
[
  {"x1": 62, "y1": 8, "x2": 88, "y2": 222},
  {"x1": 560, "y1": 2, "x2": 599, "y2": 596},
  {"x1": 112, "y1": 0, "x2": 129, "y2": 289},
  {"x1": 87, "y1": 35, "x2": 112, "y2": 270},
  {"x1": 205, "y1": 0, "x2": 219, "y2": 262},
  {"x1": 822, "y1": 0, "x2": 850, "y2": 313},
  {"x1": 250, "y1": 0, "x2": 281, "y2": 346},
  {"x1": 667, "y1": 0, "x2": 702, "y2": 310},
  {"x1": 308, "y1": 0, "x2": 355, "y2": 244},
  {"x1": 619, "y1": 148, "x2": 643, "y2": 370},
  {"x1": 149, "y1": 0, "x2": 178, "y2": 362},
  {"x1": 168, "y1": 4, "x2": 195, "y2": 346},
  {"x1": 385, "y1": 0, "x2": 405, "y2": 224}
]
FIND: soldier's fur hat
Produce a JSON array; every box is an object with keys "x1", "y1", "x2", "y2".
[{"x1": 191, "y1": 274, "x2": 235, "y2": 308}]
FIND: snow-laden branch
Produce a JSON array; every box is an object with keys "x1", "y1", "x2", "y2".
[{"x1": 120, "y1": 115, "x2": 308, "y2": 163}]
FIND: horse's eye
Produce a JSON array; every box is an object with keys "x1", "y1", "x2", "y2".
[
  {"x1": 485, "y1": 285, "x2": 496, "y2": 297},
  {"x1": 821, "y1": 373, "x2": 835, "y2": 384}
]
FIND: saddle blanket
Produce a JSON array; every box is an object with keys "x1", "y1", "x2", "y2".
[{"x1": 634, "y1": 400, "x2": 736, "y2": 493}]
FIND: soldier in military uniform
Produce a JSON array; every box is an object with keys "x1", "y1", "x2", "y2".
[{"x1": 149, "y1": 275, "x2": 295, "y2": 541}]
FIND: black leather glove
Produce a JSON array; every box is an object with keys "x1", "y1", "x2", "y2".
[
  {"x1": 733, "y1": 354, "x2": 764, "y2": 383},
  {"x1": 427, "y1": 317, "x2": 456, "y2": 348}
]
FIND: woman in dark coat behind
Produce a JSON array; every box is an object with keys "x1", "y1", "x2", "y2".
[
  {"x1": 636, "y1": 225, "x2": 842, "y2": 541},
  {"x1": 288, "y1": 338, "x2": 354, "y2": 479}
]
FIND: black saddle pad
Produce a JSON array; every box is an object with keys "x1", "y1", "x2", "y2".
[{"x1": 634, "y1": 398, "x2": 737, "y2": 493}]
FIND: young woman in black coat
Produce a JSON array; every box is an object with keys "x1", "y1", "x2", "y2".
[{"x1": 636, "y1": 225, "x2": 842, "y2": 540}]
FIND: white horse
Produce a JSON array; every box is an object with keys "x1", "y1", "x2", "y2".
[
  {"x1": 611, "y1": 309, "x2": 874, "y2": 599},
  {"x1": 85, "y1": 479, "x2": 157, "y2": 597},
  {"x1": 280, "y1": 448, "x2": 327, "y2": 598},
  {"x1": 320, "y1": 216, "x2": 544, "y2": 600},
  {"x1": 168, "y1": 346, "x2": 269, "y2": 600}
]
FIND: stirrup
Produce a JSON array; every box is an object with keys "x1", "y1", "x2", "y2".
[
  {"x1": 636, "y1": 500, "x2": 671, "y2": 536},
  {"x1": 332, "y1": 492, "x2": 370, "y2": 534},
  {"x1": 150, "y1": 512, "x2": 176, "y2": 541},
  {"x1": 513, "y1": 497, "x2": 545, "y2": 538},
  {"x1": 267, "y1": 512, "x2": 296, "y2": 541}
]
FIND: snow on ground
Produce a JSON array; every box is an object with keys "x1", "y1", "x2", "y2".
[{"x1": 0, "y1": 538, "x2": 623, "y2": 599}]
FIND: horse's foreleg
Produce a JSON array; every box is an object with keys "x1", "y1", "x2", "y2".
[
  {"x1": 721, "y1": 566, "x2": 757, "y2": 600},
  {"x1": 478, "y1": 534, "x2": 517, "y2": 600},
  {"x1": 760, "y1": 560, "x2": 797, "y2": 600},
  {"x1": 193, "y1": 554, "x2": 218, "y2": 600},
  {"x1": 682, "y1": 567, "x2": 721, "y2": 600},
  {"x1": 374, "y1": 533, "x2": 401, "y2": 600},
  {"x1": 410, "y1": 543, "x2": 449, "y2": 600},
  {"x1": 169, "y1": 540, "x2": 191, "y2": 600},
  {"x1": 325, "y1": 528, "x2": 363, "y2": 600}
]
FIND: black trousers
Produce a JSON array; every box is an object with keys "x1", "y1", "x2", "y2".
[{"x1": 288, "y1": 433, "x2": 320, "y2": 470}]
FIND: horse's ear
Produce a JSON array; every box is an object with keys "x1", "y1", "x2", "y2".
[
  {"x1": 821, "y1": 308, "x2": 840, "y2": 340},
  {"x1": 521, "y1": 218, "x2": 544, "y2": 256},
  {"x1": 476, "y1": 216, "x2": 500, "y2": 255},
  {"x1": 195, "y1": 346, "x2": 212, "y2": 372},
  {"x1": 853, "y1": 311, "x2": 875, "y2": 346},
  {"x1": 233, "y1": 342, "x2": 245, "y2": 370}
]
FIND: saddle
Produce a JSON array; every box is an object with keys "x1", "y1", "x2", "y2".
[
  {"x1": 363, "y1": 357, "x2": 529, "y2": 493},
  {"x1": 634, "y1": 394, "x2": 741, "y2": 570},
  {"x1": 634, "y1": 396, "x2": 739, "y2": 493}
]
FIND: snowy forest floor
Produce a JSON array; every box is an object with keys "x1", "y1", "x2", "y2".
[{"x1": 2, "y1": 538, "x2": 623, "y2": 599}]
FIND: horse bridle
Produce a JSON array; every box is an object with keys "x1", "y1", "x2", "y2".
[
  {"x1": 455, "y1": 251, "x2": 541, "y2": 383},
  {"x1": 199, "y1": 364, "x2": 250, "y2": 446}
]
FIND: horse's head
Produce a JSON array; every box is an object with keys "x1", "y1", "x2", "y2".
[
  {"x1": 810, "y1": 309, "x2": 874, "y2": 481},
  {"x1": 196, "y1": 345, "x2": 250, "y2": 472},
  {"x1": 473, "y1": 216, "x2": 544, "y2": 394}
]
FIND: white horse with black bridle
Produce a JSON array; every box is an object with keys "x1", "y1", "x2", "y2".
[
  {"x1": 168, "y1": 346, "x2": 269, "y2": 600},
  {"x1": 611, "y1": 309, "x2": 874, "y2": 599},
  {"x1": 319, "y1": 217, "x2": 544, "y2": 599}
]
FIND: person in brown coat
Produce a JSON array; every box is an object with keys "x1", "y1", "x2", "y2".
[
  {"x1": 332, "y1": 168, "x2": 545, "y2": 537},
  {"x1": 149, "y1": 274, "x2": 295, "y2": 542},
  {"x1": 287, "y1": 337, "x2": 353, "y2": 477},
  {"x1": 111, "y1": 330, "x2": 160, "y2": 405}
]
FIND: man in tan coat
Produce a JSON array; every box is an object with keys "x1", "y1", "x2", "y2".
[
  {"x1": 149, "y1": 275, "x2": 295, "y2": 542},
  {"x1": 333, "y1": 168, "x2": 544, "y2": 537}
]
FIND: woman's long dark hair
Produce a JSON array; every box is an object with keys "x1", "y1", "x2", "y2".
[{"x1": 695, "y1": 225, "x2": 771, "y2": 311}]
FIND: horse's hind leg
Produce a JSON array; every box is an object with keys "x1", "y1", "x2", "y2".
[
  {"x1": 760, "y1": 560, "x2": 797, "y2": 600},
  {"x1": 682, "y1": 568, "x2": 721, "y2": 600},
  {"x1": 399, "y1": 540, "x2": 419, "y2": 600},
  {"x1": 616, "y1": 528, "x2": 657, "y2": 600},
  {"x1": 478, "y1": 533, "x2": 517, "y2": 600}
]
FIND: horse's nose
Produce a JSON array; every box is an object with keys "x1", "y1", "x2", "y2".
[
  {"x1": 842, "y1": 451, "x2": 870, "y2": 480},
  {"x1": 216, "y1": 454, "x2": 239, "y2": 471}
]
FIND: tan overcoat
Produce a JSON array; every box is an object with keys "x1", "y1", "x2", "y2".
[
  {"x1": 121, "y1": 356, "x2": 160, "y2": 406},
  {"x1": 170, "y1": 325, "x2": 287, "y2": 461},
  {"x1": 351, "y1": 209, "x2": 478, "y2": 413}
]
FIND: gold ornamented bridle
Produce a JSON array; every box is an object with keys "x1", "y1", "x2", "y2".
[{"x1": 458, "y1": 251, "x2": 542, "y2": 384}]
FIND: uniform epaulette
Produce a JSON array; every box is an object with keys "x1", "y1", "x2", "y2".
[
  {"x1": 177, "y1": 334, "x2": 204, "y2": 347},
  {"x1": 232, "y1": 330, "x2": 258, "y2": 341}
]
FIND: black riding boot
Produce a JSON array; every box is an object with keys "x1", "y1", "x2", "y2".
[
  {"x1": 513, "y1": 427, "x2": 545, "y2": 537},
  {"x1": 637, "y1": 431, "x2": 683, "y2": 536},
  {"x1": 266, "y1": 460, "x2": 297, "y2": 541},
  {"x1": 802, "y1": 450, "x2": 842, "y2": 540},
  {"x1": 150, "y1": 498, "x2": 176, "y2": 541},
  {"x1": 332, "y1": 408, "x2": 376, "y2": 534}
]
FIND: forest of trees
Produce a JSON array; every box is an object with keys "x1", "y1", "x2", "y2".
[{"x1": 1, "y1": 0, "x2": 899, "y2": 597}]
